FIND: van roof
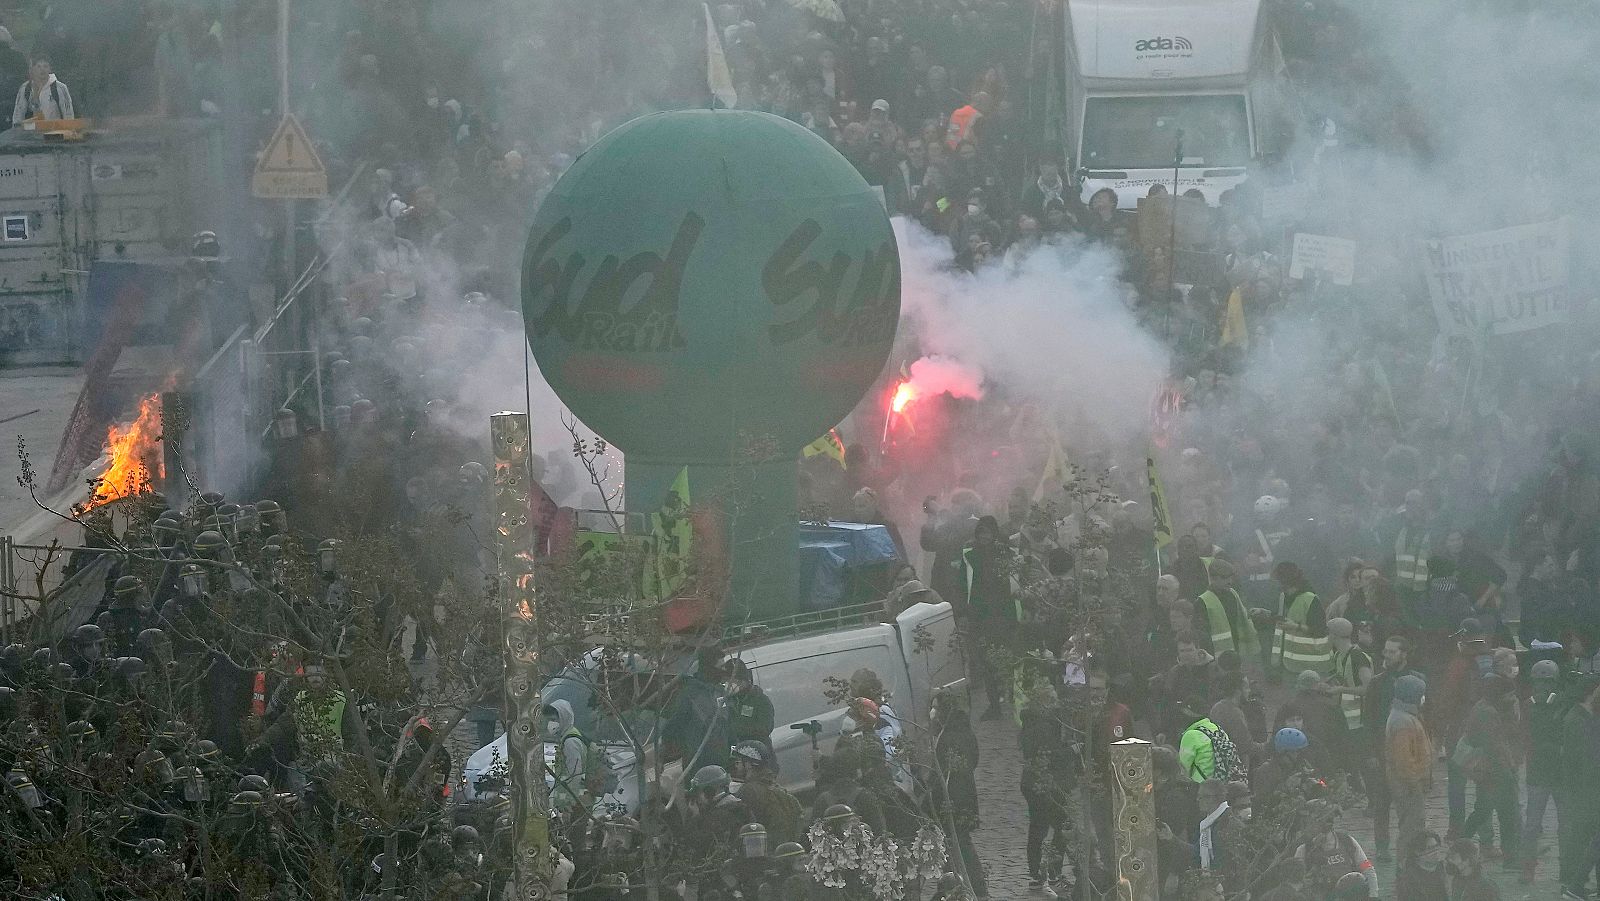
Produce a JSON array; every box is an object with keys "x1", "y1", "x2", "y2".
[{"x1": 1070, "y1": 0, "x2": 1262, "y2": 84}]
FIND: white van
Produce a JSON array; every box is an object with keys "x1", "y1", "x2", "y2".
[
  {"x1": 458, "y1": 600, "x2": 966, "y2": 812},
  {"x1": 738, "y1": 600, "x2": 966, "y2": 795},
  {"x1": 1061, "y1": 0, "x2": 1288, "y2": 207}
]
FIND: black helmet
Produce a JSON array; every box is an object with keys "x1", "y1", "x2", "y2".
[
  {"x1": 689, "y1": 764, "x2": 730, "y2": 793},
  {"x1": 113, "y1": 575, "x2": 144, "y2": 599},
  {"x1": 1332, "y1": 871, "x2": 1371, "y2": 899},
  {"x1": 72, "y1": 624, "x2": 105, "y2": 646},
  {"x1": 65, "y1": 719, "x2": 97, "y2": 743},
  {"x1": 191, "y1": 739, "x2": 221, "y2": 761},
  {"x1": 823, "y1": 803, "x2": 857, "y2": 823},
  {"x1": 192, "y1": 530, "x2": 227, "y2": 558},
  {"x1": 135, "y1": 748, "x2": 175, "y2": 784},
  {"x1": 116, "y1": 656, "x2": 148, "y2": 681},
  {"x1": 773, "y1": 841, "x2": 805, "y2": 861},
  {"x1": 237, "y1": 774, "x2": 270, "y2": 793},
  {"x1": 451, "y1": 824, "x2": 482, "y2": 848},
  {"x1": 229, "y1": 789, "x2": 264, "y2": 809},
  {"x1": 731, "y1": 740, "x2": 772, "y2": 770}
]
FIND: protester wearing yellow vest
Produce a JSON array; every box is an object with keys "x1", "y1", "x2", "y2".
[
  {"x1": 1326, "y1": 617, "x2": 1373, "y2": 735},
  {"x1": 1193, "y1": 558, "x2": 1259, "y2": 660},
  {"x1": 1390, "y1": 489, "x2": 1432, "y2": 602},
  {"x1": 1262, "y1": 562, "x2": 1332, "y2": 677}
]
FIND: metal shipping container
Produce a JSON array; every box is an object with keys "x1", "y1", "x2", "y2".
[{"x1": 0, "y1": 119, "x2": 222, "y2": 365}]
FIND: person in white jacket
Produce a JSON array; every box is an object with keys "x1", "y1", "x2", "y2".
[{"x1": 11, "y1": 56, "x2": 74, "y2": 125}]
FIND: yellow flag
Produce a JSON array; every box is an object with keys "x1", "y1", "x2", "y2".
[
  {"x1": 643, "y1": 468, "x2": 693, "y2": 600},
  {"x1": 802, "y1": 428, "x2": 847, "y2": 468},
  {"x1": 1147, "y1": 455, "x2": 1173, "y2": 549},
  {"x1": 1221, "y1": 287, "x2": 1248, "y2": 350},
  {"x1": 1033, "y1": 431, "x2": 1069, "y2": 502}
]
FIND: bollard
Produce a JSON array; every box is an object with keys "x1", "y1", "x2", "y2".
[
  {"x1": 491, "y1": 412, "x2": 554, "y2": 899},
  {"x1": 1111, "y1": 738, "x2": 1159, "y2": 901}
]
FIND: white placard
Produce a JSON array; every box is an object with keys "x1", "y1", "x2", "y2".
[
  {"x1": 1289, "y1": 233, "x2": 1356, "y2": 286},
  {"x1": 1424, "y1": 218, "x2": 1570, "y2": 336}
]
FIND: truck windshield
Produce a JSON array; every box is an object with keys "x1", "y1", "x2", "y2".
[{"x1": 1081, "y1": 94, "x2": 1250, "y2": 169}]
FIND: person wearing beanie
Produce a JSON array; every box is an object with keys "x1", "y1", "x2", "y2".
[
  {"x1": 1387, "y1": 673, "x2": 1433, "y2": 854},
  {"x1": 1363, "y1": 635, "x2": 1424, "y2": 856},
  {"x1": 1521, "y1": 658, "x2": 1568, "y2": 883},
  {"x1": 1456, "y1": 674, "x2": 1521, "y2": 866}
]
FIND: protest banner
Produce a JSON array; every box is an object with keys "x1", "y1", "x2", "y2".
[
  {"x1": 1423, "y1": 218, "x2": 1570, "y2": 336},
  {"x1": 1288, "y1": 233, "x2": 1356, "y2": 286}
]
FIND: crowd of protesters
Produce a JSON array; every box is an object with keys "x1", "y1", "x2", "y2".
[{"x1": 5, "y1": 0, "x2": 1600, "y2": 898}]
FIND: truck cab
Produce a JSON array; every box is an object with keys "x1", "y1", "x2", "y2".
[{"x1": 1063, "y1": 0, "x2": 1285, "y2": 207}]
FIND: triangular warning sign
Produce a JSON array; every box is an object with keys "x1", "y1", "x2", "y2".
[
  {"x1": 253, "y1": 114, "x2": 327, "y2": 199},
  {"x1": 257, "y1": 114, "x2": 325, "y2": 174}
]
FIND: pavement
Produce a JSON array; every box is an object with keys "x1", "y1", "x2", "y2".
[
  {"x1": 965, "y1": 708, "x2": 1564, "y2": 900},
  {"x1": 0, "y1": 364, "x2": 83, "y2": 532}
]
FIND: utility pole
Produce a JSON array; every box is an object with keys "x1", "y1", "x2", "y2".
[{"x1": 277, "y1": 0, "x2": 296, "y2": 308}]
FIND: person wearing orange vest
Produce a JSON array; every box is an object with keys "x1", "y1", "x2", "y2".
[{"x1": 945, "y1": 91, "x2": 990, "y2": 149}]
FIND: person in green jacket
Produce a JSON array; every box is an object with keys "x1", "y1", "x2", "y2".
[{"x1": 1178, "y1": 699, "x2": 1245, "y2": 784}]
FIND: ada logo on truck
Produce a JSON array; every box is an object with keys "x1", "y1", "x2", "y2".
[{"x1": 1134, "y1": 36, "x2": 1193, "y2": 52}]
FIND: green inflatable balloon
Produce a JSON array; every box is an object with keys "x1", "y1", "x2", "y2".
[{"x1": 521, "y1": 110, "x2": 901, "y2": 464}]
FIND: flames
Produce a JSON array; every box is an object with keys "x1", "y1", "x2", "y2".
[
  {"x1": 88, "y1": 394, "x2": 163, "y2": 508},
  {"x1": 890, "y1": 380, "x2": 917, "y2": 414}
]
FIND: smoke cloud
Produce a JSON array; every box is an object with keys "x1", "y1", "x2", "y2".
[
  {"x1": 893, "y1": 220, "x2": 1170, "y2": 452},
  {"x1": 903, "y1": 355, "x2": 986, "y2": 404}
]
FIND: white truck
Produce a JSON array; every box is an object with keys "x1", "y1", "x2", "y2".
[
  {"x1": 459, "y1": 598, "x2": 966, "y2": 814},
  {"x1": 1062, "y1": 0, "x2": 1286, "y2": 207}
]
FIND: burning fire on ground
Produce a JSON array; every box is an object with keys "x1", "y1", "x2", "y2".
[{"x1": 87, "y1": 394, "x2": 164, "y2": 508}]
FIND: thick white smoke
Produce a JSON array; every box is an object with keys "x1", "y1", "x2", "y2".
[{"x1": 893, "y1": 219, "x2": 1170, "y2": 451}]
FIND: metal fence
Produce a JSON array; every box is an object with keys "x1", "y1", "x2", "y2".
[{"x1": 0, "y1": 537, "x2": 129, "y2": 644}]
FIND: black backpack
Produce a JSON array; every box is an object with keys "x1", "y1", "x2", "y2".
[
  {"x1": 23, "y1": 80, "x2": 61, "y2": 117},
  {"x1": 1194, "y1": 721, "x2": 1248, "y2": 783}
]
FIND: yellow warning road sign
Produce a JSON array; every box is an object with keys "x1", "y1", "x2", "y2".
[{"x1": 252, "y1": 114, "x2": 327, "y2": 199}]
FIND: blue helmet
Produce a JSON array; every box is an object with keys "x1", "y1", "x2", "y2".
[{"x1": 1273, "y1": 727, "x2": 1308, "y2": 751}]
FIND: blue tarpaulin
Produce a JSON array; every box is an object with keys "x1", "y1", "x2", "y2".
[{"x1": 798, "y1": 522, "x2": 901, "y2": 610}]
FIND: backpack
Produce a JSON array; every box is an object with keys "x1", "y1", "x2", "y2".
[
  {"x1": 554, "y1": 728, "x2": 614, "y2": 798},
  {"x1": 1195, "y1": 721, "x2": 1248, "y2": 783},
  {"x1": 23, "y1": 80, "x2": 60, "y2": 117}
]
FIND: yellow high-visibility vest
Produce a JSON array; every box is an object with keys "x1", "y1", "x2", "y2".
[
  {"x1": 1331, "y1": 646, "x2": 1369, "y2": 730},
  {"x1": 1394, "y1": 526, "x2": 1430, "y2": 592},
  {"x1": 1198, "y1": 588, "x2": 1259, "y2": 658},
  {"x1": 1273, "y1": 590, "x2": 1332, "y2": 675}
]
